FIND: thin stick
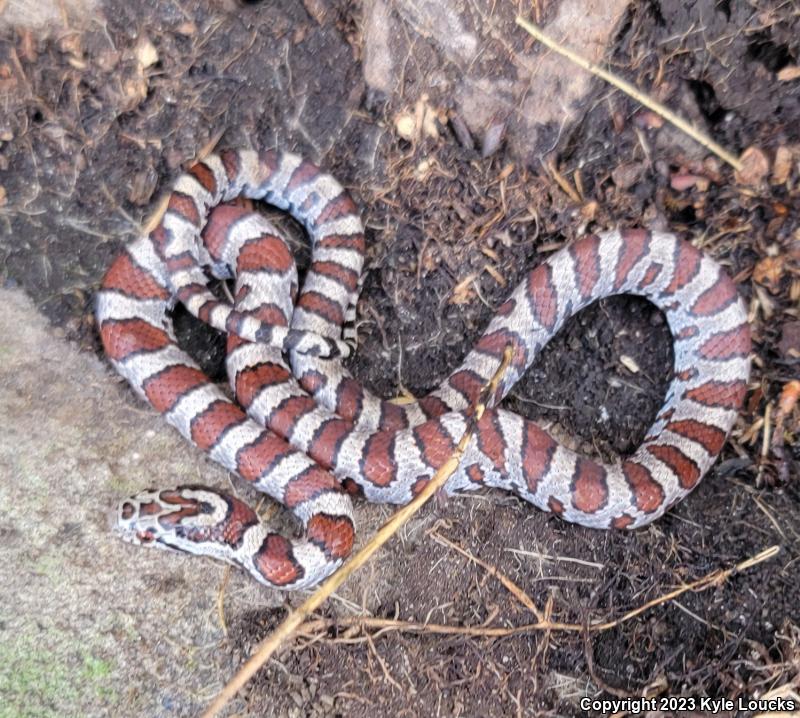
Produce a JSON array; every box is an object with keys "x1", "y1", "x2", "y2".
[
  {"x1": 514, "y1": 16, "x2": 743, "y2": 172},
  {"x1": 200, "y1": 347, "x2": 514, "y2": 718},
  {"x1": 216, "y1": 567, "x2": 231, "y2": 636},
  {"x1": 430, "y1": 530, "x2": 544, "y2": 622},
  {"x1": 589, "y1": 544, "x2": 779, "y2": 631},
  {"x1": 297, "y1": 544, "x2": 779, "y2": 640}
]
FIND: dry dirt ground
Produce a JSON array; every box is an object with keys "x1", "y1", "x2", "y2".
[{"x1": 1, "y1": 0, "x2": 799, "y2": 716}]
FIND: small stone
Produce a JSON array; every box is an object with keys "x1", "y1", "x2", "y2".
[
  {"x1": 395, "y1": 112, "x2": 416, "y2": 141},
  {"x1": 414, "y1": 158, "x2": 433, "y2": 181},
  {"x1": 134, "y1": 37, "x2": 159, "y2": 69}
]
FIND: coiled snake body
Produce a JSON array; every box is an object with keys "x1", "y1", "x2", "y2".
[{"x1": 97, "y1": 149, "x2": 751, "y2": 590}]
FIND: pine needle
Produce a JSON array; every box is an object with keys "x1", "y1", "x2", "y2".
[{"x1": 515, "y1": 16, "x2": 743, "y2": 171}]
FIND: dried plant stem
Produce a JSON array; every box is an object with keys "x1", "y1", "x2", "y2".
[
  {"x1": 298, "y1": 544, "x2": 779, "y2": 640},
  {"x1": 515, "y1": 16, "x2": 743, "y2": 171},
  {"x1": 200, "y1": 347, "x2": 515, "y2": 718}
]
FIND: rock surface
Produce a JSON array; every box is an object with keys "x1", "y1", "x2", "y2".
[{"x1": 0, "y1": 288, "x2": 295, "y2": 716}]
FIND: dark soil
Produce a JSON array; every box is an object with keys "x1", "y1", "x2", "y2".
[{"x1": 2, "y1": 0, "x2": 799, "y2": 716}]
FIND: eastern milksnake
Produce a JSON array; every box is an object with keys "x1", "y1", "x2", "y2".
[{"x1": 97, "y1": 149, "x2": 751, "y2": 590}]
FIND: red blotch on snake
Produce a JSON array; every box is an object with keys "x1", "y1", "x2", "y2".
[
  {"x1": 102, "y1": 252, "x2": 169, "y2": 300},
  {"x1": 190, "y1": 401, "x2": 246, "y2": 452},
  {"x1": 143, "y1": 365, "x2": 207, "y2": 413},
  {"x1": 521, "y1": 423, "x2": 557, "y2": 494},
  {"x1": 691, "y1": 280, "x2": 738, "y2": 316},
  {"x1": 666, "y1": 419, "x2": 727, "y2": 455},
  {"x1": 571, "y1": 458, "x2": 609, "y2": 514},
  {"x1": 254, "y1": 534, "x2": 304, "y2": 586},
  {"x1": 284, "y1": 467, "x2": 340, "y2": 508},
  {"x1": 306, "y1": 514, "x2": 354, "y2": 560},
  {"x1": 101, "y1": 319, "x2": 171, "y2": 361},
  {"x1": 647, "y1": 445, "x2": 701, "y2": 489},
  {"x1": 698, "y1": 325, "x2": 751, "y2": 360},
  {"x1": 621, "y1": 460, "x2": 665, "y2": 513},
  {"x1": 684, "y1": 380, "x2": 747, "y2": 410},
  {"x1": 526, "y1": 264, "x2": 558, "y2": 330}
]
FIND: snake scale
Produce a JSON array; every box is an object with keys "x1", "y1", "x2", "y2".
[{"x1": 96, "y1": 149, "x2": 751, "y2": 590}]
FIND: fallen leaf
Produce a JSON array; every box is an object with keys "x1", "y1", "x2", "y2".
[
  {"x1": 754, "y1": 284, "x2": 776, "y2": 320},
  {"x1": 450, "y1": 274, "x2": 478, "y2": 305},
  {"x1": 735, "y1": 146, "x2": 770, "y2": 186},
  {"x1": 753, "y1": 255, "x2": 786, "y2": 293},
  {"x1": 482, "y1": 116, "x2": 506, "y2": 158},
  {"x1": 176, "y1": 21, "x2": 197, "y2": 36},
  {"x1": 612, "y1": 162, "x2": 642, "y2": 190},
  {"x1": 497, "y1": 163, "x2": 515, "y2": 182},
  {"x1": 633, "y1": 110, "x2": 664, "y2": 130},
  {"x1": 449, "y1": 112, "x2": 473, "y2": 149},
  {"x1": 0, "y1": 66, "x2": 17, "y2": 93},
  {"x1": 771, "y1": 146, "x2": 794, "y2": 184},
  {"x1": 777, "y1": 65, "x2": 800, "y2": 82},
  {"x1": 58, "y1": 33, "x2": 83, "y2": 59},
  {"x1": 128, "y1": 167, "x2": 158, "y2": 206},
  {"x1": 122, "y1": 75, "x2": 149, "y2": 110},
  {"x1": 18, "y1": 28, "x2": 37, "y2": 63},
  {"x1": 777, "y1": 380, "x2": 800, "y2": 415},
  {"x1": 619, "y1": 355, "x2": 640, "y2": 374},
  {"x1": 670, "y1": 173, "x2": 709, "y2": 192},
  {"x1": 483, "y1": 264, "x2": 506, "y2": 287},
  {"x1": 778, "y1": 321, "x2": 800, "y2": 359},
  {"x1": 580, "y1": 200, "x2": 598, "y2": 221},
  {"x1": 421, "y1": 105, "x2": 441, "y2": 140}
]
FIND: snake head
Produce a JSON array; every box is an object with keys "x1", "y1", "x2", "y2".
[{"x1": 114, "y1": 486, "x2": 261, "y2": 560}]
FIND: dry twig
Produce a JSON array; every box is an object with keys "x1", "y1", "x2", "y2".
[
  {"x1": 515, "y1": 16, "x2": 744, "y2": 171},
  {"x1": 296, "y1": 544, "x2": 780, "y2": 641},
  {"x1": 200, "y1": 347, "x2": 515, "y2": 718}
]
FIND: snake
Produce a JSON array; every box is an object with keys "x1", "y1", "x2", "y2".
[{"x1": 96, "y1": 148, "x2": 751, "y2": 590}]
